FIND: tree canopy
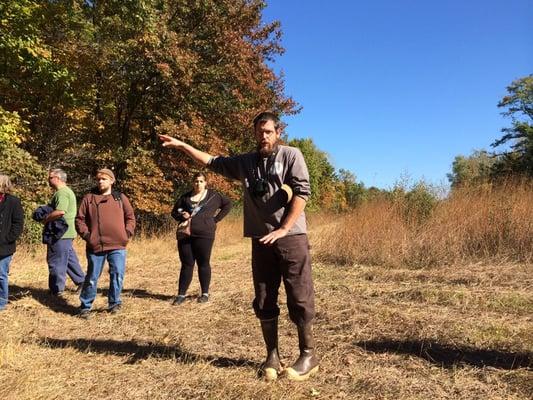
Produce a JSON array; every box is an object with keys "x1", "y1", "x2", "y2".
[
  {"x1": 491, "y1": 75, "x2": 533, "y2": 177},
  {"x1": 447, "y1": 150, "x2": 495, "y2": 188}
]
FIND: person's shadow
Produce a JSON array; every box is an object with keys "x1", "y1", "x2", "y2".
[
  {"x1": 37, "y1": 336, "x2": 259, "y2": 368},
  {"x1": 355, "y1": 339, "x2": 532, "y2": 370},
  {"x1": 9, "y1": 284, "x2": 182, "y2": 314},
  {"x1": 103, "y1": 288, "x2": 175, "y2": 302},
  {"x1": 9, "y1": 284, "x2": 80, "y2": 315}
]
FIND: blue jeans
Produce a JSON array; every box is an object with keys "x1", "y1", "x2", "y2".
[
  {"x1": 79, "y1": 249, "x2": 126, "y2": 310},
  {"x1": 0, "y1": 255, "x2": 13, "y2": 310},
  {"x1": 47, "y1": 239, "x2": 85, "y2": 294}
]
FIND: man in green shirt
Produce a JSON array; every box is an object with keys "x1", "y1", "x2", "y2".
[{"x1": 44, "y1": 169, "x2": 85, "y2": 295}]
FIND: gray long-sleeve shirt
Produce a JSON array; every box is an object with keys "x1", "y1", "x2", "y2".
[{"x1": 208, "y1": 145, "x2": 311, "y2": 237}]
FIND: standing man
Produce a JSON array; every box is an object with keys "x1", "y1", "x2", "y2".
[
  {"x1": 0, "y1": 174, "x2": 24, "y2": 311},
  {"x1": 159, "y1": 111, "x2": 319, "y2": 381},
  {"x1": 75, "y1": 169, "x2": 135, "y2": 318},
  {"x1": 45, "y1": 168, "x2": 85, "y2": 296}
]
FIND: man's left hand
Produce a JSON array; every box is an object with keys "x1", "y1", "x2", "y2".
[{"x1": 259, "y1": 227, "x2": 289, "y2": 245}]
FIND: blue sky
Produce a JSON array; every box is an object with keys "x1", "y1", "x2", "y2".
[{"x1": 262, "y1": 0, "x2": 532, "y2": 189}]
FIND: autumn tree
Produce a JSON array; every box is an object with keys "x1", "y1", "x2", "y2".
[{"x1": 1, "y1": 0, "x2": 298, "y2": 223}]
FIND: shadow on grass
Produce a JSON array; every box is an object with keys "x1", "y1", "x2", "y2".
[
  {"x1": 37, "y1": 337, "x2": 259, "y2": 369},
  {"x1": 356, "y1": 339, "x2": 532, "y2": 370},
  {"x1": 9, "y1": 284, "x2": 80, "y2": 315},
  {"x1": 105, "y1": 288, "x2": 175, "y2": 302}
]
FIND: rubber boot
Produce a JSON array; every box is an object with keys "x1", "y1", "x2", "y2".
[
  {"x1": 260, "y1": 318, "x2": 283, "y2": 381},
  {"x1": 284, "y1": 323, "x2": 319, "y2": 381}
]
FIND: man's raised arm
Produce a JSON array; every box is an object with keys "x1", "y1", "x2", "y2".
[{"x1": 158, "y1": 134, "x2": 213, "y2": 166}]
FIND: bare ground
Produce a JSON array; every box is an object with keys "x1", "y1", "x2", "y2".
[{"x1": 1, "y1": 226, "x2": 531, "y2": 399}]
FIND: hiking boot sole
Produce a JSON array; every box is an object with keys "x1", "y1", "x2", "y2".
[
  {"x1": 283, "y1": 365, "x2": 319, "y2": 381},
  {"x1": 263, "y1": 367, "x2": 281, "y2": 381}
]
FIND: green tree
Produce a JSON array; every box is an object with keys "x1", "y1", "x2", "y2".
[
  {"x1": 491, "y1": 75, "x2": 533, "y2": 177},
  {"x1": 288, "y1": 137, "x2": 336, "y2": 210},
  {"x1": 447, "y1": 149, "x2": 496, "y2": 188},
  {"x1": 0, "y1": 107, "x2": 49, "y2": 243},
  {"x1": 337, "y1": 169, "x2": 365, "y2": 209},
  {"x1": 0, "y1": 0, "x2": 78, "y2": 164}
]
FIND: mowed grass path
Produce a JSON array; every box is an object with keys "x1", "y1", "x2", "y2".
[{"x1": 1, "y1": 221, "x2": 531, "y2": 399}]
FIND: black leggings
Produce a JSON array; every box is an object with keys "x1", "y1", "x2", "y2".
[{"x1": 177, "y1": 236, "x2": 215, "y2": 295}]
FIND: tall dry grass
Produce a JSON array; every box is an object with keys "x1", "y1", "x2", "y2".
[{"x1": 313, "y1": 181, "x2": 533, "y2": 267}]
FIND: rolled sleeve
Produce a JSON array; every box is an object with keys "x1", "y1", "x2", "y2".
[{"x1": 288, "y1": 148, "x2": 311, "y2": 201}]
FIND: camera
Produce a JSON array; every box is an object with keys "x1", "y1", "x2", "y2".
[{"x1": 253, "y1": 178, "x2": 268, "y2": 197}]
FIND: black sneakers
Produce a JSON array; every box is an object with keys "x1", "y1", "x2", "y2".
[
  {"x1": 197, "y1": 294, "x2": 209, "y2": 303},
  {"x1": 108, "y1": 304, "x2": 122, "y2": 314},
  {"x1": 77, "y1": 309, "x2": 91, "y2": 319},
  {"x1": 172, "y1": 294, "x2": 209, "y2": 305}
]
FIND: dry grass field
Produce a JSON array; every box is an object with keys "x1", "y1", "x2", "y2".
[
  {"x1": 1, "y1": 215, "x2": 532, "y2": 399},
  {"x1": 314, "y1": 182, "x2": 533, "y2": 267}
]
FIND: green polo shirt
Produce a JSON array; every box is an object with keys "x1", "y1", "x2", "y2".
[{"x1": 50, "y1": 186, "x2": 77, "y2": 239}]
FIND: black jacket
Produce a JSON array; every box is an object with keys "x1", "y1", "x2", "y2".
[
  {"x1": 171, "y1": 189, "x2": 232, "y2": 239},
  {"x1": 0, "y1": 194, "x2": 24, "y2": 257},
  {"x1": 32, "y1": 205, "x2": 69, "y2": 245}
]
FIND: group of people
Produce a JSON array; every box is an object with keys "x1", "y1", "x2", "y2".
[
  {"x1": 0, "y1": 111, "x2": 320, "y2": 381},
  {"x1": 1, "y1": 168, "x2": 137, "y2": 317},
  {"x1": 1, "y1": 165, "x2": 230, "y2": 313}
]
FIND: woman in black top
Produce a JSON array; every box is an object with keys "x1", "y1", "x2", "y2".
[
  {"x1": 171, "y1": 172, "x2": 232, "y2": 304},
  {"x1": 0, "y1": 174, "x2": 24, "y2": 311}
]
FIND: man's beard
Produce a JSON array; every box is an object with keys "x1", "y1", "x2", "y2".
[{"x1": 257, "y1": 142, "x2": 278, "y2": 157}]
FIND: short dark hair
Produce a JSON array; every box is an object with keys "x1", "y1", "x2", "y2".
[
  {"x1": 192, "y1": 172, "x2": 207, "y2": 181},
  {"x1": 253, "y1": 111, "x2": 280, "y2": 130}
]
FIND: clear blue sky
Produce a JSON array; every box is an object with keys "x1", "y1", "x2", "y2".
[{"x1": 262, "y1": 0, "x2": 532, "y2": 189}]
